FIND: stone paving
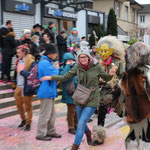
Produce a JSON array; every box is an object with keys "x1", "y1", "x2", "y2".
[{"x1": 0, "y1": 103, "x2": 129, "y2": 150}]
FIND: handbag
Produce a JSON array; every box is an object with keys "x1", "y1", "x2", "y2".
[
  {"x1": 66, "y1": 80, "x2": 75, "y2": 95},
  {"x1": 72, "y1": 70, "x2": 97, "y2": 105}
]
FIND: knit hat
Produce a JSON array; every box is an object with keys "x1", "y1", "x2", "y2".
[
  {"x1": 72, "y1": 27, "x2": 77, "y2": 31},
  {"x1": 48, "y1": 21, "x2": 54, "y2": 26},
  {"x1": 77, "y1": 49, "x2": 91, "y2": 59},
  {"x1": 44, "y1": 44, "x2": 57, "y2": 55},
  {"x1": 23, "y1": 29, "x2": 31, "y2": 35}
]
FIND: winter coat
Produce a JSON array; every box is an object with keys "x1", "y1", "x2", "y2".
[
  {"x1": 67, "y1": 34, "x2": 80, "y2": 48},
  {"x1": 45, "y1": 27, "x2": 55, "y2": 43},
  {"x1": 19, "y1": 38, "x2": 33, "y2": 49},
  {"x1": 56, "y1": 34, "x2": 67, "y2": 53},
  {"x1": 30, "y1": 42, "x2": 41, "y2": 61},
  {"x1": 3, "y1": 32, "x2": 17, "y2": 56},
  {"x1": 37, "y1": 55, "x2": 59, "y2": 98},
  {"x1": 60, "y1": 53, "x2": 77, "y2": 104},
  {"x1": 52, "y1": 61, "x2": 112, "y2": 108},
  {"x1": 39, "y1": 42, "x2": 50, "y2": 52},
  {"x1": 19, "y1": 54, "x2": 36, "y2": 96}
]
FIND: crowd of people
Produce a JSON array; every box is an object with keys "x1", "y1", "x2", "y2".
[{"x1": 0, "y1": 20, "x2": 150, "y2": 150}]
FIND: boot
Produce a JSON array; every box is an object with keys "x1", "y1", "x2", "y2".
[
  {"x1": 71, "y1": 144, "x2": 79, "y2": 150},
  {"x1": 85, "y1": 130, "x2": 92, "y2": 145}
]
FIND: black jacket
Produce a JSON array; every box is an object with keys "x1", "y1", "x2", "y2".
[
  {"x1": 45, "y1": 27, "x2": 55, "y2": 43},
  {"x1": 3, "y1": 32, "x2": 17, "y2": 55},
  {"x1": 30, "y1": 42, "x2": 41, "y2": 61},
  {"x1": 56, "y1": 34, "x2": 67, "y2": 53},
  {"x1": 19, "y1": 38, "x2": 33, "y2": 49}
]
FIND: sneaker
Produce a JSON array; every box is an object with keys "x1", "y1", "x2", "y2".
[
  {"x1": 36, "y1": 136, "x2": 52, "y2": 141},
  {"x1": 68, "y1": 129, "x2": 76, "y2": 135},
  {"x1": 24, "y1": 124, "x2": 30, "y2": 131},
  {"x1": 47, "y1": 133, "x2": 62, "y2": 138},
  {"x1": 18, "y1": 120, "x2": 26, "y2": 128}
]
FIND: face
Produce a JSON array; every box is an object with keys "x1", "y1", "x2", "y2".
[
  {"x1": 78, "y1": 54, "x2": 89, "y2": 65},
  {"x1": 16, "y1": 49, "x2": 26, "y2": 59},
  {"x1": 74, "y1": 47, "x2": 80, "y2": 53},
  {"x1": 34, "y1": 38, "x2": 40, "y2": 43},
  {"x1": 7, "y1": 22, "x2": 13, "y2": 29},
  {"x1": 66, "y1": 59, "x2": 74, "y2": 65},
  {"x1": 34, "y1": 27, "x2": 41, "y2": 32},
  {"x1": 97, "y1": 44, "x2": 114, "y2": 60},
  {"x1": 47, "y1": 53, "x2": 58, "y2": 61},
  {"x1": 61, "y1": 33, "x2": 66, "y2": 38},
  {"x1": 43, "y1": 34, "x2": 50, "y2": 41},
  {"x1": 49, "y1": 24, "x2": 55, "y2": 28},
  {"x1": 72, "y1": 30, "x2": 78, "y2": 35},
  {"x1": 24, "y1": 33, "x2": 31, "y2": 39}
]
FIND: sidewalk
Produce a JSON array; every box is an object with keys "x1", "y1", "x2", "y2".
[{"x1": 0, "y1": 103, "x2": 129, "y2": 150}]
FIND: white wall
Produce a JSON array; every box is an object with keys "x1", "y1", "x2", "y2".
[
  {"x1": 138, "y1": 14, "x2": 150, "y2": 29},
  {"x1": 76, "y1": 10, "x2": 86, "y2": 38}
]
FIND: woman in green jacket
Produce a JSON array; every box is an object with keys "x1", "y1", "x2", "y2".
[{"x1": 41, "y1": 49, "x2": 116, "y2": 150}]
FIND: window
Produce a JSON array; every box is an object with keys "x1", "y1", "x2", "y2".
[
  {"x1": 140, "y1": 16, "x2": 145, "y2": 23},
  {"x1": 131, "y1": 8, "x2": 135, "y2": 22},
  {"x1": 116, "y1": 1, "x2": 120, "y2": 18},
  {"x1": 125, "y1": 6, "x2": 128, "y2": 21}
]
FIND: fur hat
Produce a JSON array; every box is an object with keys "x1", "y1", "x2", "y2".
[
  {"x1": 96, "y1": 36, "x2": 125, "y2": 61},
  {"x1": 23, "y1": 29, "x2": 31, "y2": 35},
  {"x1": 44, "y1": 44, "x2": 57, "y2": 55},
  {"x1": 125, "y1": 42, "x2": 150, "y2": 71}
]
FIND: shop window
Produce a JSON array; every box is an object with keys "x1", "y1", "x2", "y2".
[{"x1": 62, "y1": 20, "x2": 74, "y2": 35}]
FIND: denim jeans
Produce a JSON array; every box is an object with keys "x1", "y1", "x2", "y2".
[{"x1": 74, "y1": 105, "x2": 96, "y2": 146}]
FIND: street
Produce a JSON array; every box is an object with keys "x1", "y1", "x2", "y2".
[{"x1": 0, "y1": 103, "x2": 129, "y2": 150}]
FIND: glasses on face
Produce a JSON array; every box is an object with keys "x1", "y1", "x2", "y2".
[{"x1": 79, "y1": 56, "x2": 88, "y2": 59}]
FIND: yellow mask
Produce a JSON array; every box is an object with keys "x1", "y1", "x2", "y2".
[{"x1": 96, "y1": 44, "x2": 114, "y2": 60}]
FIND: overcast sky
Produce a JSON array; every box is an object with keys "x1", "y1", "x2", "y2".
[{"x1": 135, "y1": 0, "x2": 150, "y2": 4}]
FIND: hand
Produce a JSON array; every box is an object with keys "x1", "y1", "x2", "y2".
[
  {"x1": 41, "y1": 76, "x2": 52, "y2": 81},
  {"x1": 54, "y1": 64, "x2": 59, "y2": 69},
  {"x1": 17, "y1": 63, "x2": 25, "y2": 74},
  {"x1": 109, "y1": 66, "x2": 117, "y2": 76}
]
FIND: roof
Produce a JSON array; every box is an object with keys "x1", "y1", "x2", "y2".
[
  {"x1": 130, "y1": 0, "x2": 143, "y2": 10},
  {"x1": 138, "y1": 4, "x2": 150, "y2": 14}
]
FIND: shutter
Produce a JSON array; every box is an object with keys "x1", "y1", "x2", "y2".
[{"x1": 3, "y1": 12, "x2": 35, "y2": 38}]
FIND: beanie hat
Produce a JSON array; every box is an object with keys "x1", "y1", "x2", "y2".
[
  {"x1": 44, "y1": 44, "x2": 57, "y2": 55},
  {"x1": 77, "y1": 49, "x2": 91, "y2": 59},
  {"x1": 0, "y1": 27, "x2": 9, "y2": 36},
  {"x1": 23, "y1": 29, "x2": 31, "y2": 35},
  {"x1": 48, "y1": 21, "x2": 54, "y2": 26},
  {"x1": 72, "y1": 27, "x2": 77, "y2": 31}
]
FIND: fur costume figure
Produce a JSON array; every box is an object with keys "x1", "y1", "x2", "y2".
[
  {"x1": 92, "y1": 126, "x2": 106, "y2": 146},
  {"x1": 96, "y1": 36, "x2": 125, "y2": 126},
  {"x1": 119, "y1": 42, "x2": 150, "y2": 150}
]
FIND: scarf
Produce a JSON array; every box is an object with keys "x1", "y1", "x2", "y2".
[
  {"x1": 102, "y1": 56, "x2": 113, "y2": 65},
  {"x1": 79, "y1": 60, "x2": 91, "y2": 71}
]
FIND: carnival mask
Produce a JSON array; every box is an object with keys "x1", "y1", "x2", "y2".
[{"x1": 96, "y1": 44, "x2": 114, "y2": 60}]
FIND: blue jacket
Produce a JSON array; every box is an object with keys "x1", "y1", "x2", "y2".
[
  {"x1": 60, "y1": 53, "x2": 77, "y2": 104},
  {"x1": 37, "y1": 55, "x2": 59, "y2": 98}
]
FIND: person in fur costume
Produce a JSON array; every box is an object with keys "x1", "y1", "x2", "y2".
[
  {"x1": 96, "y1": 36, "x2": 125, "y2": 126},
  {"x1": 119, "y1": 42, "x2": 150, "y2": 150}
]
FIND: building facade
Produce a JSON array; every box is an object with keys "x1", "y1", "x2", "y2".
[
  {"x1": 93, "y1": 0, "x2": 142, "y2": 41},
  {"x1": 138, "y1": 4, "x2": 150, "y2": 45}
]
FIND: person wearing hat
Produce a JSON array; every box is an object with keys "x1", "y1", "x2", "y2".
[
  {"x1": 56, "y1": 31, "x2": 67, "y2": 63},
  {"x1": 44, "y1": 21, "x2": 55, "y2": 43},
  {"x1": 19, "y1": 29, "x2": 32, "y2": 49},
  {"x1": 36, "y1": 44, "x2": 61, "y2": 141},
  {"x1": 67, "y1": 28, "x2": 80, "y2": 52},
  {"x1": 41, "y1": 48, "x2": 117, "y2": 149},
  {"x1": 32, "y1": 23, "x2": 42, "y2": 43}
]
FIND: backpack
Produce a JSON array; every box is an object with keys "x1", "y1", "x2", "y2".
[{"x1": 27, "y1": 58, "x2": 47, "y2": 89}]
